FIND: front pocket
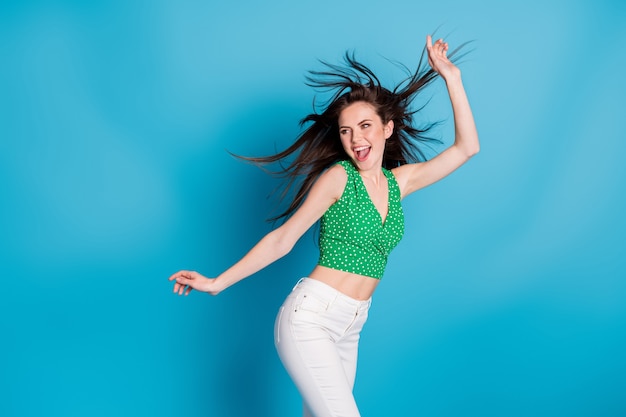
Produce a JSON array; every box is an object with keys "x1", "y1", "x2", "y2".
[{"x1": 294, "y1": 292, "x2": 329, "y2": 314}]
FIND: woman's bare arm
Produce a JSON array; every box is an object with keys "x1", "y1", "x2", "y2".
[
  {"x1": 169, "y1": 164, "x2": 347, "y2": 295},
  {"x1": 394, "y1": 35, "x2": 480, "y2": 198}
]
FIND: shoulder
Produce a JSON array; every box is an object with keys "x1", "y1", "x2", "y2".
[
  {"x1": 328, "y1": 161, "x2": 350, "y2": 176},
  {"x1": 280, "y1": 163, "x2": 347, "y2": 230},
  {"x1": 316, "y1": 162, "x2": 348, "y2": 199},
  {"x1": 327, "y1": 160, "x2": 352, "y2": 175}
]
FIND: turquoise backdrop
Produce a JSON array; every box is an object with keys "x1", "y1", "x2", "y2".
[{"x1": 1, "y1": 1, "x2": 625, "y2": 416}]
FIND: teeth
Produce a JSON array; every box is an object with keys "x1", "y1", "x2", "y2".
[{"x1": 354, "y1": 146, "x2": 370, "y2": 151}]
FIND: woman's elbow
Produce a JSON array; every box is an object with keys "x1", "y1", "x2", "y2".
[
  {"x1": 455, "y1": 134, "x2": 480, "y2": 158},
  {"x1": 467, "y1": 143, "x2": 480, "y2": 157},
  {"x1": 275, "y1": 239, "x2": 294, "y2": 258},
  {"x1": 270, "y1": 228, "x2": 296, "y2": 258},
  {"x1": 463, "y1": 137, "x2": 480, "y2": 158}
]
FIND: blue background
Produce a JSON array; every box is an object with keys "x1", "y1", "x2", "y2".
[{"x1": 1, "y1": 1, "x2": 625, "y2": 416}]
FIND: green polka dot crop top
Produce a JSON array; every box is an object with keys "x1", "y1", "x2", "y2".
[{"x1": 318, "y1": 160, "x2": 405, "y2": 279}]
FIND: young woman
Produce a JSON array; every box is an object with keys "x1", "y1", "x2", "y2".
[{"x1": 169, "y1": 35, "x2": 479, "y2": 417}]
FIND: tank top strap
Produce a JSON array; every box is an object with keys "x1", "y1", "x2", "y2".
[
  {"x1": 337, "y1": 160, "x2": 357, "y2": 178},
  {"x1": 336, "y1": 160, "x2": 360, "y2": 193},
  {"x1": 381, "y1": 166, "x2": 401, "y2": 202}
]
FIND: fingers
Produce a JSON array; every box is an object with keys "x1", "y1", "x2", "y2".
[
  {"x1": 174, "y1": 281, "x2": 192, "y2": 296},
  {"x1": 169, "y1": 270, "x2": 197, "y2": 296},
  {"x1": 427, "y1": 35, "x2": 445, "y2": 49},
  {"x1": 426, "y1": 35, "x2": 451, "y2": 71},
  {"x1": 175, "y1": 276, "x2": 192, "y2": 294},
  {"x1": 169, "y1": 271, "x2": 196, "y2": 287},
  {"x1": 429, "y1": 38, "x2": 448, "y2": 55},
  {"x1": 168, "y1": 270, "x2": 195, "y2": 281}
]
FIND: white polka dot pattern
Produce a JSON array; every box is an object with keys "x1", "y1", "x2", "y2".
[{"x1": 318, "y1": 160, "x2": 405, "y2": 279}]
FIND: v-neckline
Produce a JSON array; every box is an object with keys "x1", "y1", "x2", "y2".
[{"x1": 355, "y1": 168, "x2": 390, "y2": 226}]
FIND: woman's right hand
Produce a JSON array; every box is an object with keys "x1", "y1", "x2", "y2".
[{"x1": 168, "y1": 270, "x2": 223, "y2": 296}]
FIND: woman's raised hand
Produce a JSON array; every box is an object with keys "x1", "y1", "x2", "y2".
[
  {"x1": 426, "y1": 35, "x2": 461, "y2": 81},
  {"x1": 168, "y1": 270, "x2": 222, "y2": 296}
]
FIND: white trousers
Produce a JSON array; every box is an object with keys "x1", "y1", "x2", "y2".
[{"x1": 275, "y1": 278, "x2": 371, "y2": 417}]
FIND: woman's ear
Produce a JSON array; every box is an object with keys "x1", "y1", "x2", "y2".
[{"x1": 384, "y1": 120, "x2": 394, "y2": 139}]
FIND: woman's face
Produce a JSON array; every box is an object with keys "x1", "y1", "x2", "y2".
[{"x1": 338, "y1": 101, "x2": 393, "y2": 171}]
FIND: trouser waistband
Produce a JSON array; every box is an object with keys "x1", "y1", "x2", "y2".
[{"x1": 293, "y1": 277, "x2": 372, "y2": 311}]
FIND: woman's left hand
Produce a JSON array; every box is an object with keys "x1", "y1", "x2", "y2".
[{"x1": 426, "y1": 35, "x2": 461, "y2": 81}]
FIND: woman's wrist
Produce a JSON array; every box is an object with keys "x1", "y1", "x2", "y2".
[
  {"x1": 442, "y1": 69, "x2": 462, "y2": 85},
  {"x1": 209, "y1": 275, "x2": 229, "y2": 295}
]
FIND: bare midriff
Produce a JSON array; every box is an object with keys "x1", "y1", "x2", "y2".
[{"x1": 308, "y1": 265, "x2": 379, "y2": 301}]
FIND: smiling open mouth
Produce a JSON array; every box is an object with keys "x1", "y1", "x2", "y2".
[{"x1": 354, "y1": 146, "x2": 371, "y2": 162}]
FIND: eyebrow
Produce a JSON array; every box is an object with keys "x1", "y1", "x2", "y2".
[{"x1": 339, "y1": 119, "x2": 373, "y2": 129}]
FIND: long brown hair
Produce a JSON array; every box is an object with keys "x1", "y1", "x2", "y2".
[{"x1": 236, "y1": 42, "x2": 469, "y2": 221}]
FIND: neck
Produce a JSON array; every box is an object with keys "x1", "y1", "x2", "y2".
[{"x1": 359, "y1": 167, "x2": 385, "y2": 186}]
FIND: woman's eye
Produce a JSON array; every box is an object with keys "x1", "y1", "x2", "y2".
[
  {"x1": 362, "y1": 124, "x2": 370, "y2": 128},
  {"x1": 340, "y1": 129, "x2": 348, "y2": 135}
]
